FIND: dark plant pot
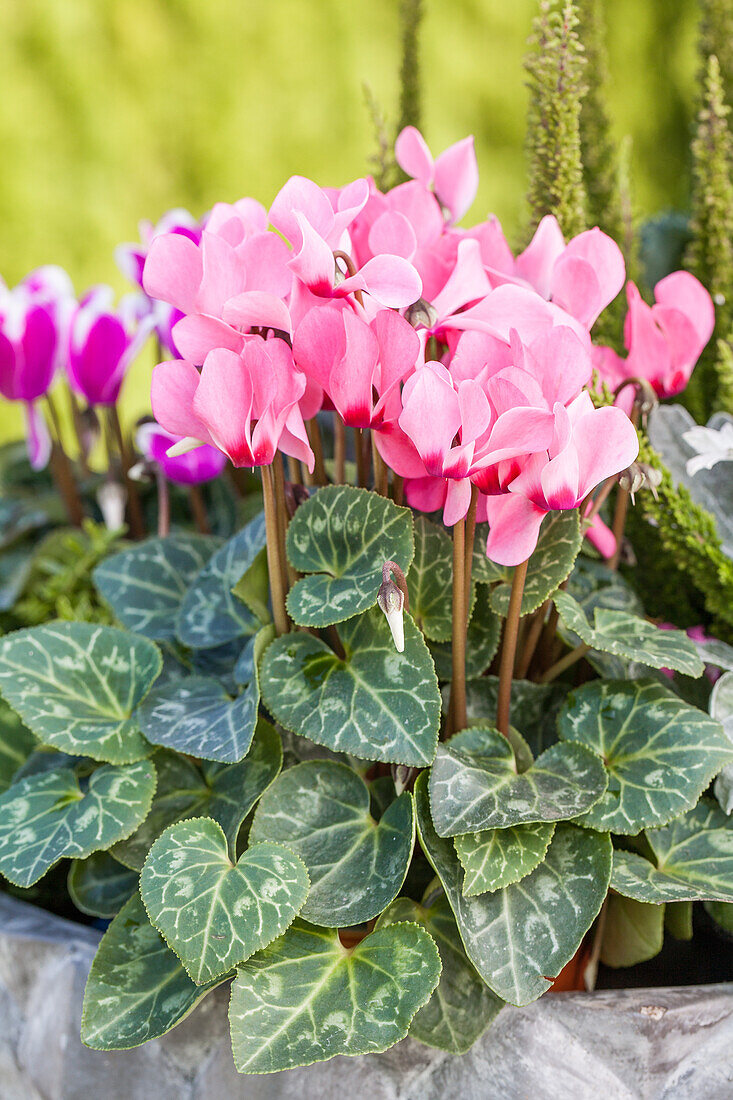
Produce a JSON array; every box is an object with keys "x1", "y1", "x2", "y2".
[{"x1": 1, "y1": 894, "x2": 732, "y2": 1100}]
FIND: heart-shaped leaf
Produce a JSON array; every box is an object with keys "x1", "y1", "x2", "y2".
[
  {"x1": 429, "y1": 727, "x2": 607, "y2": 836},
  {"x1": 471, "y1": 523, "x2": 505, "y2": 584},
  {"x1": 559, "y1": 680, "x2": 733, "y2": 833},
  {"x1": 228, "y1": 919, "x2": 441, "y2": 1073},
  {"x1": 430, "y1": 584, "x2": 500, "y2": 681},
  {"x1": 711, "y1": 671, "x2": 733, "y2": 814},
  {"x1": 0, "y1": 697, "x2": 36, "y2": 792},
  {"x1": 377, "y1": 891, "x2": 503, "y2": 1053},
  {"x1": 553, "y1": 591, "x2": 705, "y2": 676},
  {"x1": 0, "y1": 759, "x2": 156, "y2": 887},
  {"x1": 68, "y1": 851, "x2": 138, "y2": 918},
  {"x1": 81, "y1": 893, "x2": 226, "y2": 1050},
  {"x1": 454, "y1": 821, "x2": 556, "y2": 896},
  {"x1": 231, "y1": 545, "x2": 270, "y2": 626},
  {"x1": 261, "y1": 608, "x2": 440, "y2": 765},
  {"x1": 463, "y1": 676, "x2": 565, "y2": 756},
  {"x1": 112, "y1": 720, "x2": 282, "y2": 870},
  {"x1": 0, "y1": 622, "x2": 162, "y2": 763},
  {"x1": 611, "y1": 800, "x2": 733, "y2": 903},
  {"x1": 285, "y1": 486, "x2": 414, "y2": 627},
  {"x1": 600, "y1": 894, "x2": 665, "y2": 968},
  {"x1": 490, "y1": 510, "x2": 582, "y2": 616},
  {"x1": 415, "y1": 774, "x2": 611, "y2": 1006},
  {"x1": 408, "y1": 516, "x2": 467, "y2": 642},
  {"x1": 93, "y1": 535, "x2": 219, "y2": 641},
  {"x1": 567, "y1": 557, "x2": 644, "y2": 616},
  {"x1": 250, "y1": 760, "x2": 414, "y2": 926},
  {"x1": 141, "y1": 818, "x2": 309, "y2": 983},
  {"x1": 178, "y1": 514, "x2": 266, "y2": 648}
]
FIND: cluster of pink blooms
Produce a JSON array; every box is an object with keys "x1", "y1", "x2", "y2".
[{"x1": 0, "y1": 128, "x2": 715, "y2": 561}]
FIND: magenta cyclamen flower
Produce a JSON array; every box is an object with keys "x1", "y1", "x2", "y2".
[
  {"x1": 136, "y1": 423, "x2": 226, "y2": 485},
  {"x1": 68, "y1": 286, "x2": 153, "y2": 406}
]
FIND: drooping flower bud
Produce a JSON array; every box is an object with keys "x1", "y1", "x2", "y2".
[
  {"x1": 618, "y1": 461, "x2": 663, "y2": 502},
  {"x1": 404, "y1": 297, "x2": 438, "y2": 330},
  {"x1": 377, "y1": 561, "x2": 409, "y2": 653},
  {"x1": 97, "y1": 481, "x2": 127, "y2": 531}
]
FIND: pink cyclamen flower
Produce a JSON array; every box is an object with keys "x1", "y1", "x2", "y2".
[
  {"x1": 151, "y1": 336, "x2": 314, "y2": 471},
  {"x1": 68, "y1": 287, "x2": 153, "y2": 406},
  {"x1": 594, "y1": 272, "x2": 715, "y2": 407},
  {"x1": 292, "y1": 305, "x2": 420, "y2": 429},
  {"x1": 484, "y1": 392, "x2": 639, "y2": 565},
  {"x1": 394, "y1": 126, "x2": 479, "y2": 224},
  {"x1": 136, "y1": 422, "x2": 226, "y2": 485}
]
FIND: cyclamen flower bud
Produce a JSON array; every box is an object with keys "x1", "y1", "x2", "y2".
[
  {"x1": 377, "y1": 561, "x2": 409, "y2": 653},
  {"x1": 404, "y1": 297, "x2": 438, "y2": 330},
  {"x1": 618, "y1": 461, "x2": 663, "y2": 502},
  {"x1": 97, "y1": 481, "x2": 127, "y2": 531}
]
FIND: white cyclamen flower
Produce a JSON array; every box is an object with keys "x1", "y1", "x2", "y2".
[{"x1": 683, "y1": 423, "x2": 733, "y2": 476}]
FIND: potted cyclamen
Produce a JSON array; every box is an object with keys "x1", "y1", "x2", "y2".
[{"x1": 1, "y1": 2, "x2": 733, "y2": 1096}]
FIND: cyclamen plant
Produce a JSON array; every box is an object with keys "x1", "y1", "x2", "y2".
[{"x1": 0, "y1": 124, "x2": 732, "y2": 1077}]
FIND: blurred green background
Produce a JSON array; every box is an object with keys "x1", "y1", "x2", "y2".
[{"x1": 0, "y1": 0, "x2": 700, "y2": 435}]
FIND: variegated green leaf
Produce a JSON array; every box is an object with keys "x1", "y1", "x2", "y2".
[
  {"x1": 260, "y1": 608, "x2": 440, "y2": 765},
  {"x1": 93, "y1": 534, "x2": 219, "y2": 641},
  {"x1": 711, "y1": 671, "x2": 733, "y2": 814},
  {"x1": 377, "y1": 891, "x2": 502, "y2": 1053},
  {"x1": 0, "y1": 759, "x2": 155, "y2": 887},
  {"x1": 471, "y1": 524, "x2": 505, "y2": 584},
  {"x1": 553, "y1": 591, "x2": 705, "y2": 676},
  {"x1": 178, "y1": 515, "x2": 266, "y2": 648},
  {"x1": 81, "y1": 893, "x2": 226, "y2": 1050},
  {"x1": 285, "y1": 486, "x2": 414, "y2": 627},
  {"x1": 559, "y1": 680, "x2": 733, "y2": 833},
  {"x1": 112, "y1": 721, "x2": 282, "y2": 870},
  {"x1": 611, "y1": 800, "x2": 733, "y2": 903},
  {"x1": 0, "y1": 622, "x2": 161, "y2": 763},
  {"x1": 490, "y1": 511, "x2": 582, "y2": 616},
  {"x1": 705, "y1": 900, "x2": 733, "y2": 934},
  {"x1": 600, "y1": 894, "x2": 665, "y2": 968},
  {"x1": 68, "y1": 851, "x2": 138, "y2": 917},
  {"x1": 0, "y1": 696, "x2": 36, "y2": 792},
  {"x1": 454, "y1": 821, "x2": 556, "y2": 896},
  {"x1": 429, "y1": 727, "x2": 607, "y2": 836},
  {"x1": 415, "y1": 774, "x2": 612, "y2": 1006},
  {"x1": 228, "y1": 919, "x2": 441, "y2": 1073},
  {"x1": 430, "y1": 584, "x2": 500, "y2": 681},
  {"x1": 463, "y1": 676, "x2": 565, "y2": 756},
  {"x1": 408, "y1": 516, "x2": 465, "y2": 642},
  {"x1": 141, "y1": 818, "x2": 309, "y2": 983},
  {"x1": 250, "y1": 760, "x2": 414, "y2": 926},
  {"x1": 566, "y1": 557, "x2": 644, "y2": 616}
]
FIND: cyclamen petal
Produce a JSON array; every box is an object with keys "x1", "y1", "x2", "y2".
[
  {"x1": 433, "y1": 135, "x2": 479, "y2": 223},
  {"x1": 394, "y1": 126, "x2": 434, "y2": 188}
]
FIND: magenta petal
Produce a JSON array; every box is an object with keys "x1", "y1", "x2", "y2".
[
  {"x1": 374, "y1": 421, "x2": 428, "y2": 479},
  {"x1": 399, "y1": 364, "x2": 461, "y2": 474},
  {"x1": 18, "y1": 305, "x2": 57, "y2": 399},
  {"x1": 526, "y1": 326, "x2": 591, "y2": 407},
  {"x1": 433, "y1": 135, "x2": 479, "y2": 223},
  {"x1": 485, "y1": 493, "x2": 547, "y2": 566},
  {"x1": 68, "y1": 314, "x2": 128, "y2": 405},
  {"x1": 143, "y1": 233, "x2": 202, "y2": 314},
  {"x1": 237, "y1": 232, "x2": 292, "y2": 298},
  {"x1": 394, "y1": 127, "x2": 434, "y2": 188}
]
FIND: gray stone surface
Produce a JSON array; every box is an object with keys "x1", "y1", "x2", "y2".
[{"x1": 0, "y1": 894, "x2": 732, "y2": 1099}]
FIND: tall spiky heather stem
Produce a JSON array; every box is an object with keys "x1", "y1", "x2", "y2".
[
  {"x1": 261, "y1": 464, "x2": 289, "y2": 637},
  {"x1": 496, "y1": 559, "x2": 529, "y2": 738},
  {"x1": 525, "y1": 0, "x2": 588, "y2": 240},
  {"x1": 699, "y1": 0, "x2": 733, "y2": 111},
  {"x1": 685, "y1": 54, "x2": 733, "y2": 419},
  {"x1": 397, "y1": 0, "x2": 423, "y2": 139}
]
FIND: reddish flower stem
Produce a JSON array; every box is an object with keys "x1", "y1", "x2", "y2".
[{"x1": 496, "y1": 558, "x2": 529, "y2": 737}]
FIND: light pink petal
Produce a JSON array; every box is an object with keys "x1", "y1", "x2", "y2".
[
  {"x1": 526, "y1": 326, "x2": 591, "y2": 407},
  {"x1": 624, "y1": 281, "x2": 668, "y2": 385},
  {"x1": 388, "y1": 180, "x2": 444, "y2": 247},
  {"x1": 443, "y1": 477, "x2": 473, "y2": 526},
  {"x1": 238, "y1": 232, "x2": 292, "y2": 298},
  {"x1": 433, "y1": 136, "x2": 479, "y2": 223},
  {"x1": 279, "y1": 406, "x2": 315, "y2": 472},
  {"x1": 269, "y1": 176, "x2": 334, "y2": 248},
  {"x1": 399, "y1": 364, "x2": 461, "y2": 475},
  {"x1": 374, "y1": 421, "x2": 428, "y2": 479},
  {"x1": 575, "y1": 405, "x2": 639, "y2": 500},
  {"x1": 468, "y1": 215, "x2": 516, "y2": 273},
  {"x1": 450, "y1": 284, "x2": 556, "y2": 342},
  {"x1": 194, "y1": 232, "x2": 245, "y2": 317},
  {"x1": 143, "y1": 233, "x2": 202, "y2": 314},
  {"x1": 394, "y1": 127, "x2": 434, "y2": 188},
  {"x1": 404, "y1": 475, "x2": 448, "y2": 516},
  {"x1": 330, "y1": 178, "x2": 370, "y2": 244},
  {"x1": 655, "y1": 270, "x2": 715, "y2": 347},
  {"x1": 457, "y1": 378, "x2": 492, "y2": 445},
  {"x1": 350, "y1": 254, "x2": 422, "y2": 308},
  {"x1": 172, "y1": 315, "x2": 243, "y2": 365},
  {"x1": 552, "y1": 228, "x2": 625, "y2": 327},
  {"x1": 475, "y1": 407, "x2": 555, "y2": 467},
  {"x1": 222, "y1": 292, "x2": 292, "y2": 336},
  {"x1": 516, "y1": 216, "x2": 565, "y2": 298},
  {"x1": 432, "y1": 238, "x2": 491, "y2": 320},
  {"x1": 329, "y1": 310, "x2": 379, "y2": 427},
  {"x1": 151, "y1": 359, "x2": 214, "y2": 445},
  {"x1": 372, "y1": 309, "x2": 420, "y2": 392},
  {"x1": 485, "y1": 493, "x2": 548, "y2": 566},
  {"x1": 584, "y1": 511, "x2": 617, "y2": 559},
  {"x1": 292, "y1": 304, "x2": 347, "y2": 391},
  {"x1": 450, "y1": 330, "x2": 513, "y2": 384},
  {"x1": 540, "y1": 444, "x2": 580, "y2": 509},
  {"x1": 368, "y1": 211, "x2": 418, "y2": 260},
  {"x1": 288, "y1": 214, "x2": 336, "y2": 297},
  {"x1": 193, "y1": 349, "x2": 255, "y2": 466}
]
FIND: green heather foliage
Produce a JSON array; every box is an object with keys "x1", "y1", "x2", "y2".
[
  {"x1": 525, "y1": 0, "x2": 588, "y2": 239},
  {"x1": 685, "y1": 54, "x2": 733, "y2": 419},
  {"x1": 699, "y1": 0, "x2": 733, "y2": 110},
  {"x1": 397, "y1": 0, "x2": 423, "y2": 138}
]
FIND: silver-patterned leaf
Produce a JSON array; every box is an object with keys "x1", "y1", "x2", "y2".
[
  {"x1": 112, "y1": 721, "x2": 282, "y2": 870},
  {"x1": 228, "y1": 919, "x2": 441, "y2": 1073},
  {"x1": 177, "y1": 515, "x2": 266, "y2": 648},
  {"x1": 415, "y1": 774, "x2": 612, "y2": 1006},
  {"x1": 377, "y1": 892, "x2": 502, "y2": 1053},
  {"x1": 463, "y1": 676, "x2": 565, "y2": 756},
  {"x1": 141, "y1": 818, "x2": 309, "y2": 983},
  {"x1": 454, "y1": 822, "x2": 556, "y2": 896},
  {"x1": 81, "y1": 893, "x2": 226, "y2": 1050},
  {"x1": 250, "y1": 760, "x2": 414, "y2": 926},
  {"x1": 0, "y1": 759, "x2": 156, "y2": 887},
  {"x1": 285, "y1": 486, "x2": 414, "y2": 628},
  {"x1": 490, "y1": 511, "x2": 582, "y2": 616},
  {"x1": 711, "y1": 671, "x2": 733, "y2": 814},
  {"x1": 68, "y1": 851, "x2": 138, "y2": 918},
  {"x1": 0, "y1": 622, "x2": 161, "y2": 763},
  {"x1": 0, "y1": 696, "x2": 36, "y2": 792},
  {"x1": 611, "y1": 800, "x2": 733, "y2": 903},
  {"x1": 260, "y1": 608, "x2": 440, "y2": 765},
  {"x1": 429, "y1": 727, "x2": 607, "y2": 836},
  {"x1": 566, "y1": 556, "x2": 644, "y2": 616},
  {"x1": 93, "y1": 535, "x2": 219, "y2": 641},
  {"x1": 559, "y1": 680, "x2": 733, "y2": 833},
  {"x1": 553, "y1": 591, "x2": 705, "y2": 677}
]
